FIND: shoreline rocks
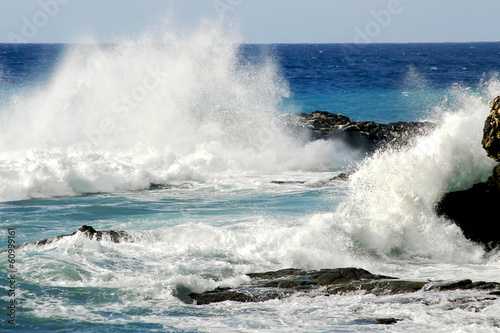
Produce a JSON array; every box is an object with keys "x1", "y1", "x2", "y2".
[{"x1": 188, "y1": 267, "x2": 500, "y2": 305}]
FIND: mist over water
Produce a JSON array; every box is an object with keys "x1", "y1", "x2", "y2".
[{"x1": 0, "y1": 22, "x2": 361, "y2": 202}]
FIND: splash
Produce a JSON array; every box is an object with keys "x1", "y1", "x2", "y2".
[
  {"x1": 332, "y1": 81, "x2": 500, "y2": 262},
  {"x1": 0, "y1": 21, "x2": 360, "y2": 201}
]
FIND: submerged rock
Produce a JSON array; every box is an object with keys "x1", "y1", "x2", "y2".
[
  {"x1": 375, "y1": 318, "x2": 400, "y2": 325},
  {"x1": 270, "y1": 180, "x2": 307, "y2": 185},
  {"x1": 189, "y1": 267, "x2": 500, "y2": 305}
]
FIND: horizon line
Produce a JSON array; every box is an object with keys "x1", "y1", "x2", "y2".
[{"x1": 1, "y1": 40, "x2": 500, "y2": 45}]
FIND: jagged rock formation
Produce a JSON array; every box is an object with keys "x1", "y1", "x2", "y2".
[
  {"x1": 482, "y1": 96, "x2": 500, "y2": 162},
  {"x1": 288, "y1": 111, "x2": 435, "y2": 151},
  {"x1": 436, "y1": 96, "x2": 500, "y2": 250},
  {"x1": 189, "y1": 267, "x2": 500, "y2": 305}
]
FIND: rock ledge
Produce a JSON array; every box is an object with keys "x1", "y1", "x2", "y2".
[
  {"x1": 289, "y1": 111, "x2": 435, "y2": 151},
  {"x1": 189, "y1": 267, "x2": 500, "y2": 305}
]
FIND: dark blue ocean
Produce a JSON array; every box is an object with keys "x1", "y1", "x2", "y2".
[{"x1": 1, "y1": 34, "x2": 500, "y2": 332}]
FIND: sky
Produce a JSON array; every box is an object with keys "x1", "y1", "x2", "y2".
[{"x1": 0, "y1": 0, "x2": 499, "y2": 44}]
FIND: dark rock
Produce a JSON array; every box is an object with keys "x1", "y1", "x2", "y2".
[
  {"x1": 149, "y1": 183, "x2": 173, "y2": 190},
  {"x1": 271, "y1": 171, "x2": 354, "y2": 187},
  {"x1": 270, "y1": 180, "x2": 307, "y2": 185},
  {"x1": 247, "y1": 268, "x2": 306, "y2": 279},
  {"x1": 435, "y1": 176, "x2": 500, "y2": 250},
  {"x1": 329, "y1": 171, "x2": 354, "y2": 181},
  {"x1": 190, "y1": 288, "x2": 294, "y2": 305},
  {"x1": 426, "y1": 280, "x2": 500, "y2": 292},
  {"x1": 190, "y1": 267, "x2": 393, "y2": 305},
  {"x1": 310, "y1": 267, "x2": 395, "y2": 285},
  {"x1": 429, "y1": 279, "x2": 474, "y2": 291},
  {"x1": 189, "y1": 267, "x2": 500, "y2": 305},
  {"x1": 327, "y1": 280, "x2": 426, "y2": 296},
  {"x1": 77, "y1": 225, "x2": 132, "y2": 243},
  {"x1": 286, "y1": 111, "x2": 435, "y2": 152},
  {"x1": 375, "y1": 318, "x2": 400, "y2": 325},
  {"x1": 1, "y1": 225, "x2": 133, "y2": 252},
  {"x1": 247, "y1": 267, "x2": 393, "y2": 285},
  {"x1": 262, "y1": 279, "x2": 315, "y2": 289}
]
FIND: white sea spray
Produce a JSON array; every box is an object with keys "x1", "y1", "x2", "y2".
[{"x1": 0, "y1": 21, "x2": 362, "y2": 202}]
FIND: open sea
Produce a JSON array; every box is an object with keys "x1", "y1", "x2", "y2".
[{"x1": 1, "y1": 24, "x2": 500, "y2": 332}]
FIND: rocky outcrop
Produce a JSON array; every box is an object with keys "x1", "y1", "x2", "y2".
[
  {"x1": 482, "y1": 96, "x2": 500, "y2": 162},
  {"x1": 436, "y1": 96, "x2": 500, "y2": 250},
  {"x1": 189, "y1": 267, "x2": 500, "y2": 305},
  {"x1": 2, "y1": 225, "x2": 132, "y2": 252},
  {"x1": 288, "y1": 111, "x2": 435, "y2": 151},
  {"x1": 481, "y1": 95, "x2": 500, "y2": 192}
]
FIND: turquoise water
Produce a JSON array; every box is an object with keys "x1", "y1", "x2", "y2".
[{"x1": 1, "y1": 26, "x2": 500, "y2": 331}]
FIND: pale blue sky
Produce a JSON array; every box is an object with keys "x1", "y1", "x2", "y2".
[{"x1": 1, "y1": 0, "x2": 499, "y2": 43}]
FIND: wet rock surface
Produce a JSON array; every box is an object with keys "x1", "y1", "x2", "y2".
[{"x1": 188, "y1": 267, "x2": 500, "y2": 305}]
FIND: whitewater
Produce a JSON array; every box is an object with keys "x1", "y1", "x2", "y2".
[{"x1": 1, "y1": 21, "x2": 500, "y2": 332}]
